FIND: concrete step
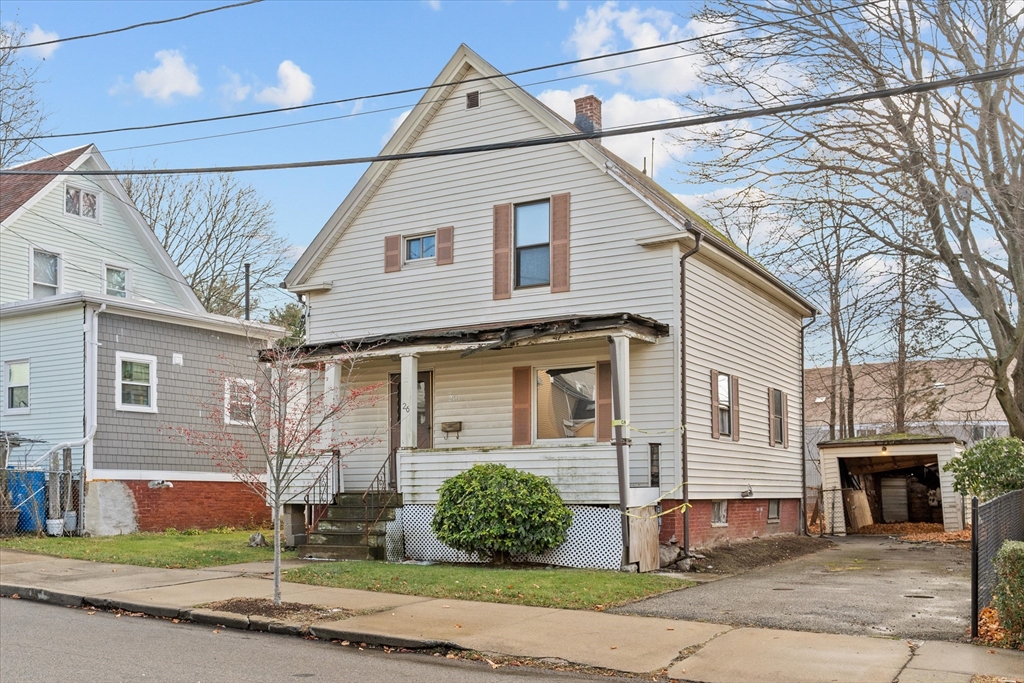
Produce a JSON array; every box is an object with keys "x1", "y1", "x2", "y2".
[
  {"x1": 325, "y1": 505, "x2": 397, "y2": 522},
  {"x1": 315, "y1": 519, "x2": 388, "y2": 534},
  {"x1": 332, "y1": 492, "x2": 403, "y2": 508},
  {"x1": 307, "y1": 531, "x2": 387, "y2": 548},
  {"x1": 297, "y1": 544, "x2": 385, "y2": 561}
]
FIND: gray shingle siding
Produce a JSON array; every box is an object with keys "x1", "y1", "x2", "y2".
[{"x1": 94, "y1": 313, "x2": 264, "y2": 473}]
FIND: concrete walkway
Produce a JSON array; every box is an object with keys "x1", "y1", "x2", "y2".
[{"x1": 2, "y1": 548, "x2": 1021, "y2": 682}]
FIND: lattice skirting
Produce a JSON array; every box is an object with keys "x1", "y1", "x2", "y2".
[{"x1": 395, "y1": 504, "x2": 623, "y2": 570}]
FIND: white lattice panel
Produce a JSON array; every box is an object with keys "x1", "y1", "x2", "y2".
[{"x1": 397, "y1": 504, "x2": 623, "y2": 570}]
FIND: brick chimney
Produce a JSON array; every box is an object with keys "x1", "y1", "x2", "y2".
[{"x1": 573, "y1": 95, "x2": 602, "y2": 135}]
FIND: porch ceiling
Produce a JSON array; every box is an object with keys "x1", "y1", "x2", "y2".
[{"x1": 281, "y1": 312, "x2": 669, "y2": 360}]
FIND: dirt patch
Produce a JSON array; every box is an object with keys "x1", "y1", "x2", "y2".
[
  {"x1": 687, "y1": 535, "x2": 833, "y2": 575},
  {"x1": 854, "y1": 522, "x2": 971, "y2": 544},
  {"x1": 202, "y1": 597, "x2": 354, "y2": 622}
]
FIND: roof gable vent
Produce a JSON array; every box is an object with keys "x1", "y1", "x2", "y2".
[{"x1": 466, "y1": 91, "x2": 480, "y2": 109}]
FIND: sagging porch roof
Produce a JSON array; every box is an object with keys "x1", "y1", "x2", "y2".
[{"x1": 276, "y1": 312, "x2": 670, "y2": 361}]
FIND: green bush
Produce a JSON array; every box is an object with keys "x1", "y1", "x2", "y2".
[
  {"x1": 943, "y1": 437, "x2": 1024, "y2": 501},
  {"x1": 993, "y1": 540, "x2": 1024, "y2": 645},
  {"x1": 432, "y1": 464, "x2": 573, "y2": 564}
]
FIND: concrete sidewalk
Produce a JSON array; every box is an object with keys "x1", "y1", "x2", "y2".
[{"x1": 2, "y1": 548, "x2": 1021, "y2": 682}]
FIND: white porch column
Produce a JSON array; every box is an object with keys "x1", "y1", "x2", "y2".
[
  {"x1": 612, "y1": 334, "x2": 631, "y2": 443},
  {"x1": 400, "y1": 353, "x2": 419, "y2": 450},
  {"x1": 322, "y1": 362, "x2": 342, "y2": 448}
]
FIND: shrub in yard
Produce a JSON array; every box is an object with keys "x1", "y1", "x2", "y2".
[
  {"x1": 993, "y1": 540, "x2": 1024, "y2": 645},
  {"x1": 432, "y1": 464, "x2": 573, "y2": 564},
  {"x1": 943, "y1": 437, "x2": 1024, "y2": 501}
]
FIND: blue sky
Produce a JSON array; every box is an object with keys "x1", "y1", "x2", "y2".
[{"x1": 5, "y1": 0, "x2": 710, "y2": 252}]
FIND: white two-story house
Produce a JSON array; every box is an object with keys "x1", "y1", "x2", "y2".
[
  {"x1": 0, "y1": 145, "x2": 279, "y2": 536},
  {"x1": 284, "y1": 46, "x2": 816, "y2": 568}
]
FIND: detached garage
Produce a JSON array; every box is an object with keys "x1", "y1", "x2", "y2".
[{"x1": 818, "y1": 436, "x2": 965, "y2": 535}]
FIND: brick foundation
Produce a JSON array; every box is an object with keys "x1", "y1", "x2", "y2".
[
  {"x1": 658, "y1": 498, "x2": 800, "y2": 548},
  {"x1": 124, "y1": 480, "x2": 271, "y2": 532}
]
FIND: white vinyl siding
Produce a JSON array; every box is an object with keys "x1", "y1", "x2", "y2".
[
  {"x1": 0, "y1": 159, "x2": 186, "y2": 307},
  {"x1": 0, "y1": 306, "x2": 86, "y2": 467}
]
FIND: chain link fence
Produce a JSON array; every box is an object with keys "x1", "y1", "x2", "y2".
[
  {"x1": 971, "y1": 489, "x2": 1024, "y2": 637},
  {"x1": 1, "y1": 466, "x2": 83, "y2": 537}
]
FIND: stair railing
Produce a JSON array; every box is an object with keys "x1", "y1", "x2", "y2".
[
  {"x1": 361, "y1": 457, "x2": 399, "y2": 543},
  {"x1": 304, "y1": 450, "x2": 342, "y2": 534}
]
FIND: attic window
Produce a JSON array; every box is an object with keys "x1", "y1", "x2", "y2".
[
  {"x1": 466, "y1": 91, "x2": 480, "y2": 109},
  {"x1": 65, "y1": 184, "x2": 99, "y2": 221}
]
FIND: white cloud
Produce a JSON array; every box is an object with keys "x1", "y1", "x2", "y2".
[
  {"x1": 425, "y1": 0, "x2": 442, "y2": 10},
  {"x1": 382, "y1": 109, "x2": 411, "y2": 147},
  {"x1": 254, "y1": 60, "x2": 315, "y2": 108},
  {"x1": 133, "y1": 50, "x2": 202, "y2": 102},
  {"x1": 537, "y1": 86, "x2": 686, "y2": 176},
  {"x1": 219, "y1": 69, "x2": 251, "y2": 103},
  {"x1": 565, "y1": 1, "x2": 705, "y2": 96},
  {"x1": 350, "y1": 99, "x2": 365, "y2": 115},
  {"x1": 558, "y1": 0, "x2": 570, "y2": 9},
  {"x1": 22, "y1": 24, "x2": 60, "y2": 59}
]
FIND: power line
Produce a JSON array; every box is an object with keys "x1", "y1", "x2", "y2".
[
  {"x1": 6, "y1": 65, "x2": 1020, "y2": 177},
  {"x1": 1, "y1": 0, "x2": 885, "y2": 143},
  {"x1": 1, "y1": 1, "x2": 263, "y2": 51}
]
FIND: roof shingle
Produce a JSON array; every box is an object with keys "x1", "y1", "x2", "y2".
[{"x1": 0, "y1": 146, "x2": 92, "y2": 224}]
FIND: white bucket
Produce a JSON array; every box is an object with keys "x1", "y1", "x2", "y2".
[
  {"x1": 46, "y1": 519, "x2": 65, "y2": 537},
  {"x1": 64, "y1": 511, "x2": 78, "y2": 533}
]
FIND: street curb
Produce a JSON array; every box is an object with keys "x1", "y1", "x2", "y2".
[{"x1": 1, "y1": 582, "x2": 442, "y2": 651}]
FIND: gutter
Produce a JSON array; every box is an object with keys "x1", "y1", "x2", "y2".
[
  {"x1": 800, "y1": 313, "x2": 816, "y2": 536},
  {"x1": 679, "y1": 227, "x2": 702, "y2": 556}
]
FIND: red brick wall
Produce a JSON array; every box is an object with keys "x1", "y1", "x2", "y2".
[
  {"x1": 659, "y1": 498, "x2": 800, "y2": 547},
  {"x1": 124, "y1": 480, "x2": 271, "y2": 532}
]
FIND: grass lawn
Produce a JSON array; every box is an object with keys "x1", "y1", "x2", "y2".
[
  {"x1": 0, "y1": 530, "x2": 293, "y2": 569},
  {"x1": 284, "y1": 561, "x2": 690, "y2": 610}
]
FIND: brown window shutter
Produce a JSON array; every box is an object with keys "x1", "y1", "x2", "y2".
[
  {"x1": 493, "y1": 204, "x2": 512, "y2": 299},
  {"x1": 436, "y1": 226, "x2": 454, "y2": 265},
  {"x1": 596, "y1": 361, "x2": 612, "y2": 442},
  {"x1": 768, "y1": 387, "x2": 776, "y2": 447},
  {"x1": 512, "y1": 366, "x2": 532, "y2": 446},
  {"x1": 782, "y1": 392, "x2": 790, "y2": 449},
  {"x1": 384, "y1": 235, "x2": 402, "y2": 273},
  {"x1": 731, "y1": 375, "x2": 740, "y2": 442},
  {"x1": 550, "y1": 193, "x2": 570, "y2": 293},
  {"x1": 710, "y1": 369, "x2": 720, "y2": 439}
]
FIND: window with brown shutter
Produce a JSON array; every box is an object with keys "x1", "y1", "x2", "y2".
[
  {"x1": 596, "y1": 361, "x2": 612, "y2": 442},
  {"x1": 493, "y1": 204, "x2": 512, "y2": 299},
  {"x1": 731, "y1": 374, "x2": 740, "y2": 441},
  {"x1": 512, "y1": 366, "x2": 532, "y2": 445},
  {"x1": 711, "y1": 370, "x2": 733, "y2": 439},
  {"x1": 769, "y1": 387, "x2": 786, "y2": 447},
  {"x1": 550, "y1": 193, "x2": 570, "y2": 292},
  {"x1": 710, "y1": 369, "x2": 720, "y2": 439},
  {"x1": 782, "y1": 392, "x2": 790, "y2": 449},
  {"x1": 384, "y1": 235, "x2": 402, "y2": 273},
  {"x1": 436, "y1": 226, "x2": 454, "y2": 265}
]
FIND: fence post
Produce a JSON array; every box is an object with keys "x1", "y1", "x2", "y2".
[{"x1": 971, "y1": 496, "x2": 979, "y2": 640}]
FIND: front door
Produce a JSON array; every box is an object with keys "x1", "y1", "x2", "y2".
[{"x1": 388, "y1": 371, "x2": 432, "y2": 486}]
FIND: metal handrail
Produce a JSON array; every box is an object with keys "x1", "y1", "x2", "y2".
[
  {"x1": 304, "y1": 450, "x2": 341, "y2": 534},
  {"x1": 361, "y1": 457, "x2": 398, "y2": 542}
]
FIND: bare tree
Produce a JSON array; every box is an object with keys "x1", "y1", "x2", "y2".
[
  {"x1": 0, "y1": 23, "x2": 48, "y2": 167},
  {"x1": 122, "y1": 172, "x2": 290, "y2": 316},
  {"x1": 171, "y1": 341, "x2": 382, "y2": 604},
  {"x1": 678, "y1": 0, "x2": 1024, "y2": 437}
]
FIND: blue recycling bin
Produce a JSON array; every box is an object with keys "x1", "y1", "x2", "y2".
[{"x1": 6, "y1": 469, "x2": 46, "y2": 533}]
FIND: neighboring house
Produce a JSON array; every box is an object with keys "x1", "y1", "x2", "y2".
[
  {"x1": 0, "y1": 145, "x2": 280, "y2": 535},
  {"x1": 283, "y1": 45, "x2": 815, "y2": 566},
  {"x1": 803, "y1": 359, "x2": 1010, "y2": 501}
]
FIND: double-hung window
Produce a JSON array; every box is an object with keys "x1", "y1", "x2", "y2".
[
  {"x1": 105, "y1": 266, "x2": 128, "y2": 298},
  {"x1": 718, "y1": 372, "x2": 732, "y2": 437},
  {"x1": 405, "y1": 233, "x2": 436, "y2": 262},
  {"x1": 116, "y1": 352, "x2": 157, "y2": 413},
  {"x1": 515, "y1": 201, "x2": 550, "y2": 288},
  {"x1": 772, "y1": 389, "x2": 784, "y2": 445},
  {"x1": 65, "y1": 184, "x2": 99, "y2": 220},
  {"x1": 5, "y1": 361, "x2": 30, "y2": 414},
  {"x1": 31, "y1": 249, "x2": 60, "y2": 298},
  {"x1": 224, "y1": 378, "x2": 255, "y2": 425},
  {"x1": 535, "y1": 366, "x2": 596, "y2": 440}
]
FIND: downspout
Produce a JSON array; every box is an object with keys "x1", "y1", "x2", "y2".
[
  {"x1": 679, "y1": 227, "x2": 702, "y2": 557},
  {"x1": 799, "y1": 312, "x2": 816, "y2": 536},
  {"x1": 31, "y1": 304, "x2": 105, "y2": 469}
]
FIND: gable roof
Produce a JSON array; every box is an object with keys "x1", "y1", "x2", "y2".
[
  {"x1": 0, "y1": 145, "x2": 92, "y2": 223},
  {"x1": 286, "y1": 44, "x2": 814, "y2": 315},
  {"x1": 1, "y1": 145, "x2": 205, "y2": 313}
]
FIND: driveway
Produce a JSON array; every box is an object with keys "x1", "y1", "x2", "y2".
[{"x1": 613, "y1": 536, "x2": 971, "y2": 641}]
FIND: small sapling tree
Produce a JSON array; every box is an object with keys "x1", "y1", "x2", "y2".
[{"x1": 172, "y1": 339, "x2": 381, "y2": 604}]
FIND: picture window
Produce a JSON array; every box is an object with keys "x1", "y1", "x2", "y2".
[
  {"x1": 515, "y1": 200, "x2": 550, "y2": 288},
  {"x1": 535, "y1": 366, "x2": 595, "y2": 440}
]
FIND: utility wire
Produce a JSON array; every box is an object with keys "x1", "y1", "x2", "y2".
[
  {"x1": 1, "y1": 0, "x2": 885, "y2": 143},
  {"x1": 1, "y1": 1, "x2": 263, "y2": 51},
  {"x1": 6, "y1": 65, "x2": 1020, "y2": 177}
]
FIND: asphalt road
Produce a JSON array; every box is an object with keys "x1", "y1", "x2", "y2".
[
  {"x1": 614, "y1": 536, "x2": 971, "y2": 640},
  {"x1": 0, "y1": 598, "x2": 619, "y2": 683}
]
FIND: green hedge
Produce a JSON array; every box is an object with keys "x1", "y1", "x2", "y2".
[
  {"x1": 993, "y1": 540, "x2": 1024, "y2": 644},
  {"x1": 943, "y1": 437, "x2": 1024, "y2": 501},
  {"x1": 432, "y1": 464, "x2": 573, "y2": 563}
]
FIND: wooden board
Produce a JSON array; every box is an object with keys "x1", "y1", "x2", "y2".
[
  {"x1": 628, "y1": 505, "x2": 659, "y2": 573},
  {"x1": 881, "y1": 478, "x2": 909, "y2": 523},
  {"x1": 842, "y1": 489, "x2": 873, "y2": 531}
]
